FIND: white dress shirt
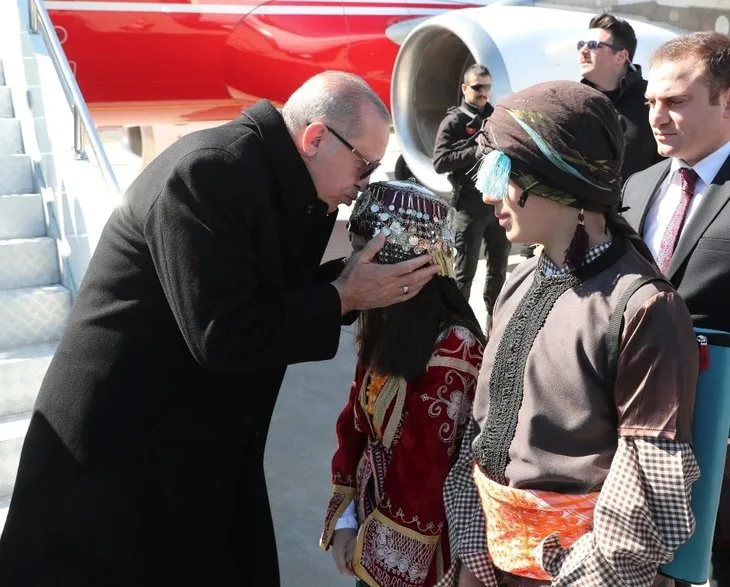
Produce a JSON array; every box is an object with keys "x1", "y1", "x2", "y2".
[
  {"x1": 643, "y1": 140, "x2": 730, "y2": 259},
  {"x1": 334, "y1": 500, "x2": 358, "y2": 530}
]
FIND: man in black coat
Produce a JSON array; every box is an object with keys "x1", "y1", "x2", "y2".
[
  {"x1": 579, "y1": 13, "x2": 663, "y2": 183},
  {"x1": 0, "y1": 72, "x2": 439, "y2": 586},
  {"x1": 433, "y1": 64, "x2": 510, "y2": 328}
]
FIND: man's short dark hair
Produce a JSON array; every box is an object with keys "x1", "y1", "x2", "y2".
[
  {"x1": 589, "y1": 13, "x2": 637, "y2": 62},
  {"x1": 463, "y1": 64, "x2": 491, "y2": 83},
  {"x1": 651, "y1": 32, "x2": 730, "y2": 105}
]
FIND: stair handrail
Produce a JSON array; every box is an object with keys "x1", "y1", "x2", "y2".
[{"x1": 27, "y1": 0, "x2": 121, "y2": 198}]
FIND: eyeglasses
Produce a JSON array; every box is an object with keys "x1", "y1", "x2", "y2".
[
  {"x1": 325, "y1": 125, "x2": 381, "y2": 180},
  {"x1": 577, "y1": 40, "x2": 623, "y2": 52},
  {"x1": 468, "y1": 83, "x2": 492, "y2": 93}
]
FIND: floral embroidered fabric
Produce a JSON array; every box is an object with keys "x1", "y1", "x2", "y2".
[{"x1": 320, "y1": 326, "x2": 484, "y2": 586}]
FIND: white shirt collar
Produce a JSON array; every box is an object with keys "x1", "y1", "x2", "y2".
[{"x1": 670, "y1": 139, "x2": 730, "y2": 187}]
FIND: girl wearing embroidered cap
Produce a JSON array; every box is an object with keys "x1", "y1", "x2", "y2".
[
  {"x1": 439, "y1": 81, "x2": 699, "y2": 587},
  {"x1": 320, "y1": 180, "x2": 486, "y2": 587}
]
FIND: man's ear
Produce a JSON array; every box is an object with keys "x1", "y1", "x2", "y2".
[
  {"x1": 722, "y1": 86, "x2": 730, "y2": 120},
  {"x1": 618, "y1": 48, "x2": 630, "y2": 66},
  {"x1": 301, "y1": 122, "x2": 326, "y2": 157}
]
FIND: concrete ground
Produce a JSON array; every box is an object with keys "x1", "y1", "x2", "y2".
[{"x1": 101, "y1": 128, "x2": 528, "y2": 587}]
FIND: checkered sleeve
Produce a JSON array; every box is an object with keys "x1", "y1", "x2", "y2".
[
  {"x1": 436, "y1": 418, "x2": 499, "y2": 587},
  {"x1": 540, "y1": 437, "x2": 699, "y2": 587}
]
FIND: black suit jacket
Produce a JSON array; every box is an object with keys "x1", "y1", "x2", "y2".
[
  {"x1": 622, "y1": 154, "x2": 730, "y2": 332},
  {"x1": 0, "y1": 101, "x2": 344, "y2": 586}
]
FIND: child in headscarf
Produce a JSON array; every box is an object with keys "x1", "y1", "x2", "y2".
[
  {"x1": 320, "y1": 180, "x2": 485, "y2": 586},
  {"x1": 440, "y1": 81, "x2": 699, "y2": 587}
]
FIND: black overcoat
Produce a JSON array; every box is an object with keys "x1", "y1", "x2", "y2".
[{"x1": 0, "y1": 101, "x2": 345, "y2": 586}]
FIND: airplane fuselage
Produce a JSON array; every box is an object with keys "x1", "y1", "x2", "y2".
[{"x1": 47, "y1": 0, "x2": 483, "y2": 125}]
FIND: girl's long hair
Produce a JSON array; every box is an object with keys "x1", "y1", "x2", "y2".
[{"x1": 356, "y1": 276, "x2": 486, "y2": 381}]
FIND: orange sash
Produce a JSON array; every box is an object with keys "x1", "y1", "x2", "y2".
[{"x1": 473, "y1": 463, "x2": 599, "y2": 580}]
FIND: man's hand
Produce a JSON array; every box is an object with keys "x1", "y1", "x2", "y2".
[
  {"x1": 332, "y1": 233, "x2": 441, "y2": 315},
  {"x1": 331, "y1": 528, "x2": 358, "y2": 576}
]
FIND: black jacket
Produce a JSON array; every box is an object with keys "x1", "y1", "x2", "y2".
[
  {"x1": 582, "y1": 65, "x2": 663, "y2": 183},
  {"x1": 433, "y1": 100, "x2": 494, "y2": 206},
  {"x1": 0, "y1": 101, "x2": 344, "y2": 586}
]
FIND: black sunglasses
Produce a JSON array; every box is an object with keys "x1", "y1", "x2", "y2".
[
  {"x1": 577, "y1": 40, "x2": 623, "y2": 52},
  {"x1": 325, "y1": 125, "x2": 381, "y2": 180},
  {"x1": 469, "y1": 83, "x2": 492, "y2": 93}
]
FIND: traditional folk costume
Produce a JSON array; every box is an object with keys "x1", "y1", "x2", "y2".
[
  {"x1": 439, "y1": 82, "x2": 700, "y2": 587},
  {"x1": 320, "y1": 181, "x2": 485, "y2": 586}
]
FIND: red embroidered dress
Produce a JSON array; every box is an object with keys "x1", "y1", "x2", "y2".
[{"x1": 320, "y1": 326, "x2": 484, "y2": 586}]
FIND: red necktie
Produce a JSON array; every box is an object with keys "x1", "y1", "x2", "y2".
[{"x1": 656, "y1": 167, "x2": 699, "y2": 274}]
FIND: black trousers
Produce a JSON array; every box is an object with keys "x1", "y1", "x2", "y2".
[
  {"x1": 452, "y1": 198, "x2": 510, "y2": 320},
  {"x1": 713, "y1": 545, "x2": 730, "y2": 586}
]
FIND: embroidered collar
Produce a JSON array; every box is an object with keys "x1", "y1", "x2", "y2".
[{"x1": 538, "y1": 241, "x2": 612, "y2": 277}]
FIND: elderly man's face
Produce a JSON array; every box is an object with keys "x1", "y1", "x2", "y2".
[
  {"x1": 646, "y1": 57, "x2": 730, "y2": 166},
  {"x1": 305, "y1": 104, "x2": 390, "y2": 213}
]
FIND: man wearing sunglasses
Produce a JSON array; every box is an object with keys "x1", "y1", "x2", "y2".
[
  {"x1": 433, "y1": 63, "x2": 510, "y2": 330},
  {"x1": 579, "y1": 13, "x2": 663, "y2": 182}
]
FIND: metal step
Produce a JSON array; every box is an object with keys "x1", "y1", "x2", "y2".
[
  {"x1": 0, "y1": 498, "x2": 8, "y2": 535},
  {"x1": 0, "y1": 87, "x2": 13, "y2": 118},
  {"x1": 22, "y1": 57, "x2": 39, "y2": 87},
  {"x1": 0, "y1": 342, "x2": 55, "y2": 420},
  {"x1": 32, "y1": 116, "x2": 51, "y2": 153},
  {"x1": 0, "y1": 193, "x2": 45, "y2": 239},
  {"x1": 0, "y1": 285, "x2": 71, "y2": 351},
  {"x1": 26, "y1": 86, "x2": 44, "y2": 118},
  {"x1": 0, "y1": 155, "x2": 33, "y2": 195},
  {"x1": 0, "y1": 415, "x2": 30, "y2": 499},
  {"x1": 0, "y1": 119, "x2": 24, "y2": 156},
  {"x1": 20, "y1": 31, "x2": 35, "y2": 59},
  {"x1": 0, "y1": 238, "x2": 59, "y2": 289}
]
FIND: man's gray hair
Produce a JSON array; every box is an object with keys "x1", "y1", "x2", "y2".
[{"x1": 282, "y1": 71, "x2": 391, "y2": 140}]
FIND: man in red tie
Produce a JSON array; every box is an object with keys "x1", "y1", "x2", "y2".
[{"x1": 621, "y1": 31, "x2": 730, "y2": 586}]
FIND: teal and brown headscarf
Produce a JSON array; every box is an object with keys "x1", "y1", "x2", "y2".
[
  {"x1": 473, "y1": 80, "x2": 657, "y2": 267},
  {"x1": 475, "y1": 80, "x2": 624, "y2": 213}
]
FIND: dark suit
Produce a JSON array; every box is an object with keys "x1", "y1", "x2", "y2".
[
  {"x1": 0, "y1": 101, "x2": 345, "y2": 586},
  {"x1": 622, "y1": 153, "x2": 730, "y2": 586}
]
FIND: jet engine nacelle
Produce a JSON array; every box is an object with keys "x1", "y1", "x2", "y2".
[{"x1": 391, "y1": 5, "x2": 678, "y2": 195}]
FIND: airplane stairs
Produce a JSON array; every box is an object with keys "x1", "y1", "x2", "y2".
[{"x1": 0, "y1": 55, "x2": 72, "y2": 532}]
